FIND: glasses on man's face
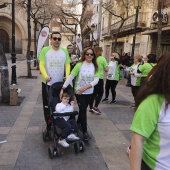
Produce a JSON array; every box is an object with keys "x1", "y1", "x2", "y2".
[
  {"x1": 52, "y1": 37, "x2": 61, "y2": 41},
  {"x1": 85, "y1": 53, "x2": 94, "y2": 56}
]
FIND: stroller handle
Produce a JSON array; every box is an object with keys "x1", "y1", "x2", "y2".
[{"x1": 52, "y1": 111, "x2": 78, "y2": 117}]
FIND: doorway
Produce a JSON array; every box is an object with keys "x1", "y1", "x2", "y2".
[{"x1": 0, "y1": 29, "x2": 9, "y2": 53}]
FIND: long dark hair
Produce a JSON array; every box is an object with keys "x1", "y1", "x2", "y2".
[
  {"x1": 80, "y1": 47, "x2": 98, "y2": 73},
  {"x1": 93, "y1": 46, "x2": 102, "y2": 57},
  {"x1": 136, "y1": 53, "x2": 170, "y2": 108}
]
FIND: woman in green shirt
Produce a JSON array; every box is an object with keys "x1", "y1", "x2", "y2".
[
  {"x1": 89, "y1": 47, "x2": 109, "y2": 114},
  {"x1": 137, "y1": 54, "x2": 157, "y2": 87},
  {"x1": 130, "y1": 54, "x2": 170, "y2": 170}
]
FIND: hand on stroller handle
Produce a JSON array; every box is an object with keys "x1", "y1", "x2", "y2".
[{"x1": 45, "y1": 76, "x2": 52, "y2": 82}]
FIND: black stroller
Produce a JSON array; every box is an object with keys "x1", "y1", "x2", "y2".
[{"x1": 42, "y1": 82, "x2": 84, "y2": 159}]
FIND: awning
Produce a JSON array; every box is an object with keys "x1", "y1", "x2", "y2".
[{"x1": 141, "y1": 26, "x2": 170, "y2": 35}]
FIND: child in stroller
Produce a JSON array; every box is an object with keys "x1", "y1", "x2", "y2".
[
  {"x1": 55, "y1": 92, "x2": 79, "y2": 147},
  {"x1": 43, "y1": 82, "x2": 84, "y2": 158}
]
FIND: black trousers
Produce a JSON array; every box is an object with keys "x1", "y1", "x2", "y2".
[
  {"x1": 75, "y1": 94, "x2": 92, "y2": 133},
  {"x1": 141, "y1": 160, "x2": 152, "y2": 170},
  {"x1": 42, "y1": 82, "x2": 50, "y2": 122},
  {"x1": 89, "y1": 79, "x2": 104, "y2": 109},
  {"x1": 105, "y1": 79, "x2": 118, "y2": 100},
  {"x1": 131, "y1": 85, "x2": 140, "y2": 103},
  {"x1": 54, "y1": 118, "x2": 78, "y2": 139}
]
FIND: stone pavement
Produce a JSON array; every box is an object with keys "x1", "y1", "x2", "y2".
[{"x1": 0, "y1": 59, "x2": 135, "y2": 170}]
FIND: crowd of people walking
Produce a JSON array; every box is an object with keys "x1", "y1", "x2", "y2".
[{"x1": 38, "y1": 31, "x2": 170, "y2": 170}]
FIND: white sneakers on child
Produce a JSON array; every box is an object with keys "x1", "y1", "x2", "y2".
[
  {"x1": 58, "y1": 139, "x2": 69, "y2": 148},
  {"x1": 67, "y1": 134, "x2": 79, "y2": 140}
]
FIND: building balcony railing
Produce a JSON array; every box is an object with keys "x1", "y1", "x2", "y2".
[{"x1": 110, "y1": 12, "x2": 147, "y2": 34}]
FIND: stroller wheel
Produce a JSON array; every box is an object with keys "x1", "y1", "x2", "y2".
[
  {"x1": 53, "y1": 147, "x2": 59, "y2": 157},
  {"x1": 48, "y1": 147, "x2": 54, "y2": 159},
  {"x1": 79, "y1": 141, "x2": 84, "y2": 152},
  {"x1": 74, "y1": 143, "x2": 79, "y2": 154}
]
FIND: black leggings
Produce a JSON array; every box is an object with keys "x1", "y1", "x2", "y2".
[
  {"x1": 42, "y1": 82, "x2": 50, "y2": 122},
  {"x1": 75, "y1": 94, "x2": 92, "y2": 133},
  {"x1": 105, "y1": 79, "x2": 118, "y2": 100},
  {"x1": 141, "y1": 160, "x2": 152, "y2": 170},
  {"x1": 89, "y1": 79, "x2": 104, "y2": 109},
  {"x1": 131, "y1": 85, "x2": 139, "y2": 103}
]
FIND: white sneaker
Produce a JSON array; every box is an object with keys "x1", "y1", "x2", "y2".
[
  {"x1": 67, "y1": 134, "x2": 79, "y2": 140},
  {"x1": 58, "y1": 139, "x2": 69, "y2": 147}
]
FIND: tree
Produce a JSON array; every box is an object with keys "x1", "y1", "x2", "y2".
[
  {"x1": 17, "y1": 0, "x2": 53, "y2": 75},
  {"x1": 52, "y1": 0, "x2": 86, "y2": 51},
  {"x1": 0, "y1": 42, "x2": 10, "y2": 102},
  {"x1": 102, "y1": 0, "x2": 131, "y2": 52}
]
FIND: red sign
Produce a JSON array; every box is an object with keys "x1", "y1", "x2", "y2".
[{"x1": 41, "y1": 31, "x2": 47, "y2": 37}]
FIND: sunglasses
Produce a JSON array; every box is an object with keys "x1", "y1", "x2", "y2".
[
  {"x1": 52, "y1": 37, "x2": 61, "y2": 41},
  {"x1": 85, "y1": 53, "x2": 94, "y2": 56}
]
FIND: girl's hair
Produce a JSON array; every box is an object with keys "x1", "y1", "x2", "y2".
[
  {"x1": 134, "y1": 55, "x2": 142, "y2": 62},
  {"x1": 79, "y1": 47, "x2": 98, "y2": 73},
  {"x1": 147, "y1": 54, "x2": 157, "y2": 63},
  {"x1": 111, "y1": 52, "x2": 120, "y2": 59},
  {"x1": 62, "y1": 92, "x2": 71, "y2": 98},
  {"x1": 136, "y1": 53, "x2": 170, "y2": 108},
  {"x1": 93, "y1": 46, "x2": 103, "y2": 57}
]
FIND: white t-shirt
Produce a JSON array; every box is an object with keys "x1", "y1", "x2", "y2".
[{"x1": 55, "y1": 102, "x2": 74, "y2": 121}]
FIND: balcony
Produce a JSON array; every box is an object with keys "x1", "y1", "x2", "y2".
[
  {"x1": 102, "y1": 26, "x2": 110, "y2": 37},
  {"x1": 110, "y1": 12, "x2": 147, "y2": 35}
]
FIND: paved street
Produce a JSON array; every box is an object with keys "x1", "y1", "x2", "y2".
[{"x1": 0, "y1": 59, "x2": 135, "y2": 170}]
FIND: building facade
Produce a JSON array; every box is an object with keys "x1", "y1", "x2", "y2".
[{"x1": 100, "y1": 0, "x2": 170, "y2": 59}]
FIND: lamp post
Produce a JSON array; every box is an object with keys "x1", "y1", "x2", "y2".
[
  {"x1": 11, "y1": 0, "x2": 17, "y2": 85},
  {"x1": 131, "y1": 0, "x2": 142, "y2": 59},
  {"x1": 90, "y1": 24, "x2": 95, "y2": 47}
]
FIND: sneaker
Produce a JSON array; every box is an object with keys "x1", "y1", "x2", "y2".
[
  {"x1": 83, "y1": 132, "x2": 91, "y2": 141},
  {"x1": 110, "y1": 100, "x2": 116, "y2": 104},
  {"x1": 92, "y1": 107, "x2": 101, "y2": 115},
  {"x1": 126, "y1": 146, "x2": 131, "y2": 158},
  {"x1": 67, "y1": 134, "x2": 79, "y2": 140},
  {"x1": 102, "y1": 98, "x2": 108, "y2": 102},
  {"x1": 89, "y1": 109, "x2": 94, "y2": 113},
  {"x1": 58, "y1": 139, "x2": 69, "y2": 147}
]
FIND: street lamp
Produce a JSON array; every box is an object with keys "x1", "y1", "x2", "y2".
[
  {"x1": 11, "y1": 0, "x2": 17, "y2": 85},
  {"x1": 131, "y1": 0, "x2": 142, "y2": 59},
  {"x1": 90, "y1": 24, "x2": 96, "y2": 47}
]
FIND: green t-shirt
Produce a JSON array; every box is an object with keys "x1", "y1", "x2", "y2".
[
  {"x1": 38, "y1": 46, "x2": 70, "y2": 85},
  {"x1": 138, "y1": 63, "x2": 156, "y2": 77},
  {"x1": 130, "y1": 94, "x2": 170, "y2": 170},
  {"x1": 96, "y1": 56, "x2": 108, "y2": 79},
  {"x1": 71, "y1": 61, "x2": 99, "y2": 94}
]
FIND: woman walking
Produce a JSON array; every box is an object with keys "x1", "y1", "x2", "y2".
[
  {"x1": 102, "y1": 52, "x2": 121, "y2": 104},
  {"x1": 137, "y1": 53, "x2": 156, "y2": 87},
  {"x1": 129, "y1": 55, "x2": 142, "y2": 107},
  {"x1": 60, "y1": 48, "x2": 99, "y2": 141},
  {"x1": 89, "y1": 47, "x2": 109, "y2": 114},
  {"x1": 130, "y1": 54, "x2": 170, "y2": 170}
]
